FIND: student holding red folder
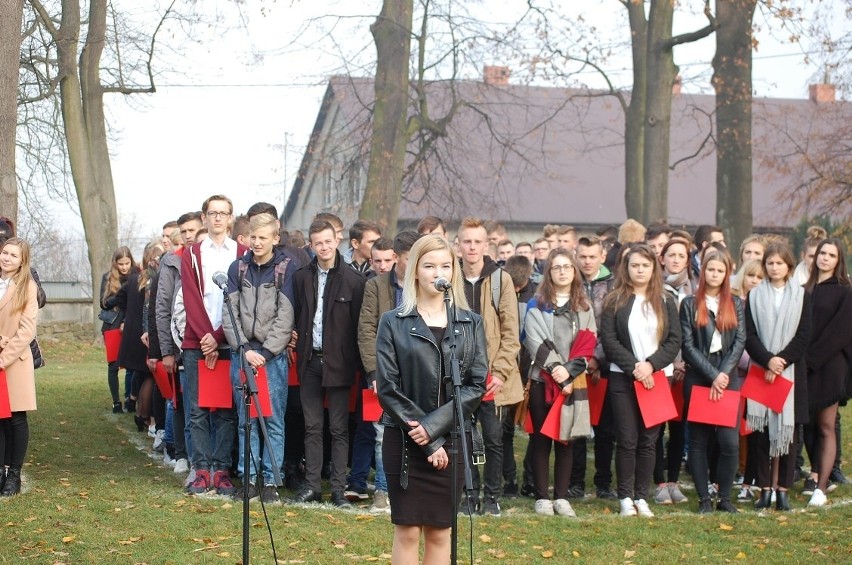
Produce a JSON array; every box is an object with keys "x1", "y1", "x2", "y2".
[
  {"x1": 744, "y1": 242, "x2": 811, "y2": 511},
  {"x1": 680, "y1": 250, "x2": 746, "y2": 514},
  {"x1": 523, "y1": 248, "x2": 596, "y2": 518},
  {"x1": 599, "y1": 244, "x2": 681, "y2": 518}
]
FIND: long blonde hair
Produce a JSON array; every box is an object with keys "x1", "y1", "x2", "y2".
[
  {"x1": 400, "y1": 235, "x2": 470, "y2": 315},
  {"x1": 2, "y1": 237, "x2": 35, "y2": 314},
  {"x1": 138, "y1": 241, "x2": 164, "y2": 293}
]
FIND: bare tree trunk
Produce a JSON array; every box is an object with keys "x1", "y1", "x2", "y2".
[
  {"x1": 55, "y1": 0, "x2": 118, "y2": 335},
  {"x1": 714, "y1": 0, "x2": 756, "y2": 253},
  {"x1": 624, "y1": 0, "x2": 647, "y2": 221},
  {"x1": 643, "y1": 0, "x2": 677, "y2": 225},
  {"x1": 0, "y1": 0, "x2": 24, "y2": 223},
  {"x1": 360, "y1": 0, "x2": 414, "y2": 234}
]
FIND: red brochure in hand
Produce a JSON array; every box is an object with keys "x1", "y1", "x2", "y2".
[
  {"x1": 739, "y1": 395, "x2": 752, "y2": 436},
  {"x1": 362, "y1": 388, "x2": 382, "y2": 422},
  {"x1": 240, "y1": 366, "x2": 273, "y2": 419},
  {"x1": 0, "y1": 370, "x2": 11, "y2": 418},
  {"x1": 687, "y1": 386, "x2": 740, "y2": 428},
  {"x1": 587, "y1": 376, "x2": 608, "y2": 426},
  {"x1": 540, "y1": 395, "x2": 567, "y2": 444},
  {"x1": 741, "y1": 364, "x2": 792, "y2": 414},
  {"x1": 103, "y1": 329, "x2": 121, "y2": 363},
  {"x1": 482, "y1": 373, "x2": 494, "y2": 402},
  {"x1": 287, "y1": 350, "x2": 299, "y2": 386},
  {"x1": 198, "y1": 359, "x2": 232, "y2": 409},
  {"x1": 633, "y1": 371, "x2": 678, "y2": 428},
  {"x1": 153, "y1": 361, "x2": 173, "y2": 399}
]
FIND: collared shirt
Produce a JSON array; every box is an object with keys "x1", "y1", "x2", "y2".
[
  {"x1": 199, "y1": 236, "x2": 237, "y2": 329},
  {"x1": 312, "y1": 266, "x2": 330, "y2": 350}
]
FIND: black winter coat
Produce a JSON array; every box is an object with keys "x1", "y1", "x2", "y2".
[
  {"x1": 679, "y1": 295, "x2": 746, "y2": 407},
  {"x1": 115, "y1": 273, "x2": 150, "y2": 373},
  {"x1": 293, "y1": 251, "x2": 366, "y2": 387},
  {"x1": 376, "y1": 307, "x2": 487, "y2": 456}
]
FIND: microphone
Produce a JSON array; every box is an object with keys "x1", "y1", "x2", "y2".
[
  {"x1": 434, "y1": 277, "x2": 452, "y2": 292},
  {"x1": 212, "y1": 271, "x2": 228, "y2": 290}
]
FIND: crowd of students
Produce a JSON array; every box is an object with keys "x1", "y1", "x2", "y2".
[{"x1": 94, "y1": 199, "x2": 849, "y2": 522}]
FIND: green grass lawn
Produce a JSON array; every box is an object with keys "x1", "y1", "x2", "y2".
[{"x1": 1, "y1": 339, "x2": 850, "y2": 564}]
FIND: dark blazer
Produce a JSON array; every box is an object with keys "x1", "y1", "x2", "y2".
[
  {"x1": 293, "y1": 250, "x2": 366, "y2": 387},
  {"x1": 376, "y1": 307, "x2": 487, "y2": 456},
  {"x1": 745, "y1": 292, "x2": 811, "y2": 423},
  {"x1": 600, "y1": 293, "x2": 682, "y2": 374},
  {"x1": 806, "y1": 278, "x2": 852, "y2": 411},
  {"x1": 679, "y1": 295, "x2": 746, "y2": 406}
]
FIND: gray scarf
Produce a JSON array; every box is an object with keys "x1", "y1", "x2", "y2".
[{"x1": 747, "y1": 279, "x2": 803, "y2": 457}]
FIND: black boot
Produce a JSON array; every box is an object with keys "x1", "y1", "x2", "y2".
[
  {"x1": 0, "y1": 467, "x2": 6, "y2": 492},
  {"x1": 112, "y1": 401, "x2": 123, "y2": 414},
  {"x1": 716, "y1": 499, "x2": 739, "y2": 513},
  {"x1": 0, "y1": 466, "x2": 21, "y2": 496},
  {"x1": 698, "y1": 497, "x2": 713, "y2": 514},
  {"x1": 775, "y1": 490, "x2": 791, "y2": 511},
  {"x1": 754, "y1": 488, "x2": 772, "y2": 509}
]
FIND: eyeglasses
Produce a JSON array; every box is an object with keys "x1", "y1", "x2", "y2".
[
  {"x1": 206, "y1": 211, "x2": 231, "y2": 219},
  {"x1": 550, "y1": 264, "x2": 575, "y2": 273}
]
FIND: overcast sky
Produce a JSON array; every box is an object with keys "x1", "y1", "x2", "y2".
[{"x1": 30, "y1": 0, "x2": 845, "y2": 248}]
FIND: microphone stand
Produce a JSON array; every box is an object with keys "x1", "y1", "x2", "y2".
[
  {"x1": 443, "y1": 287, "x2": 474, "y2": 565},
  {"x1": 219, "y1": 282, "x2": 282, "y2": 565}
]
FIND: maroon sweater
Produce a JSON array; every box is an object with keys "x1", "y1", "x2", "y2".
[{"x1": 180, "y1": 240, "x2": 248, "y2": 350}]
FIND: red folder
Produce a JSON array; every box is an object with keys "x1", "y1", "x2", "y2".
[
  {"x1": 687, "y1": 386, "x2": 741, "y2": 428},
  {"x1": 198, "y1": 359, "x2": 232, "y2": 409},
  {"x1": 103, "y1": 329, "x2": 121, "y2": 363},
  {"x1": 740, "y1": 364, "x2": 793, "y2": 413},
  {"x1": 0, "y1": 370, "x2": 11, "y2": 418},
  {"x1": 540, "y1": 396, "x2": 567, "y2": 444},
  {"x1": 288, "y1": 350, "x2": 300, "y2": 386},
  {"x1": 482, "y1": 373, "x2": 494, "y2": 402},
  {"x1": 240, "y1": 366, "x2": 272, "y2": 418},
  {"x1": 587, "y1": 376, "x2": 608, "y2": 426},
  {"x1": 634, "y1": 371, "x2": 678, "y2": 428},
  {"x1": 362, "y1": 389, "x2": 382, "y2": 422},
  {"x1": 153, "y1": 361, "x2": 174, "y2": 399},
  {"x1": 670, "y1": 379, "x2": 685, "y2": 421}
]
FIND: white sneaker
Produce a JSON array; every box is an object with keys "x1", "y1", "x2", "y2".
[
  {"x1": 654, "y1": 483, "x2": 672, "y2": 504},
  {"x1": 553, "y1": 498, "x2": 576, "y2": 517},
  {"x1": 148, "y1": 424, "x2": 157, "y2": 438},
  {"x1": 808, "y1": 488, "x2": 827, "y2": 507},
  {"x1": 634, "y1": 498, "x2": 654, "y2": 517},
  {"x1": 534, "y1": 499, "x2": 555, "y2": 515},
  {"x1": 152, "y1": 430, "x2": 166, "y2": 452},
  {"x1": 183, "y1": 467, "x2": 197, "y2": 487},
  {"x1": 173, "y1": 458, "x2": 189, "y2": 474},
  {"x1": 619, "y1": 497, "x2": 637, "y2": 517},
  {"x1": 162, "y1": 452, "x2": 176, "y2": 468}
]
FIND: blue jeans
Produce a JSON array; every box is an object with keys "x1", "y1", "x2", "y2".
[
  {"x1": 164, "y1": 400, "x2": 175, "y2": 445},
  {"x1": 231, "y1": 351, "x2": 288, "y2": 486},
  {"x1": 183, "y1": 348, "x2": 235, "y2": 471},
  {"x1": 373, "y1": 422, "x2": 387, "y2": 492},
  {"x1": 178, "y1": 369, "x2": 193, "y2": 461}
]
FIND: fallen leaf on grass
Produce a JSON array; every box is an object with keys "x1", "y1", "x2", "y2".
[
  {"x1": 61, "y1": 536, "x2": 74, "y2": 543},
  {"x1": 573, "y1": 550, "x2": 580, "y2": 557},
  {"x1": 719, "y1": 523, "x2": 734, "y2": 531},
  {"x1": 541, "y1": 550, "x2": 554, "y2": 558},
  {"x1": 479, "y1": 534, "x2": 492, "y2": 543},
  {"x1": 735, "y1": 552, "x2": 746, "y2": 559},
  {"x1": 624, "y1": 550, "x2": 636, "y2": 558}
]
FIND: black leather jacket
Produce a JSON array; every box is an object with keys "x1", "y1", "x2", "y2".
[
  {"x1": 376, "y1": 306, "x2": 487, "y2": 458},
  {"x1": 679, "y1": 295, "x2": 746, "y2": 388}
]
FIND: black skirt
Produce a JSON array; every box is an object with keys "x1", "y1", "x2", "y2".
[{"x1": 383, "y1": 427, "x2": 466, "y2": 528}]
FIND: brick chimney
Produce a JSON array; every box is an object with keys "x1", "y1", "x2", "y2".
[
  {"x1": 483, "y1": 65, "x2": 510, "y2": 87},
  {"x1": 809, "y1": 83, "x2": 836, "y2": 104}
]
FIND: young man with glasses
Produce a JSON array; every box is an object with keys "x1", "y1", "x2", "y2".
[{"x1": 181, "y1": 195, "x2": 247, "y2": 496}]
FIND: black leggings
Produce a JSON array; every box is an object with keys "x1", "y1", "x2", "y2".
[
  {"x1": 749, "y1": 428, "x2": 800, "y2": 489},
  {"x1": 0, "y1": 412, "x2": 30, "y2": 468},
  {"x1": 528, "y1": 380, "x2": 572, "y2": 500}
]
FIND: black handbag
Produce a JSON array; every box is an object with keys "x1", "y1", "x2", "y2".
[
  {"x1": 30, "y1": 338, "x2": 45, "y2": 369},
  {"x1": 98, "y1": 308, "x2": 119, "y2": 324}
]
